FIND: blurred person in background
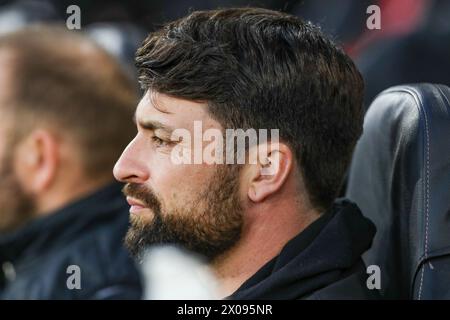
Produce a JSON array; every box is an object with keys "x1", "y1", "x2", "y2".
[
  {"x1": 114, "y1": 8, "x2": 378, "y2": 300},
  {"x1": 0, "y1": 26, "x2": 142, "y2": 299}
]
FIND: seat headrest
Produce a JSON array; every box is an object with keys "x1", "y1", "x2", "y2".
[{"x1": 346, "y1": 83, "x2": 450, "y2": 299}]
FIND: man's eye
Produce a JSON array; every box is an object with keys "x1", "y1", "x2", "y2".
[{"x1": 152, "y1": 136, "x2": 169, "y2": 147}]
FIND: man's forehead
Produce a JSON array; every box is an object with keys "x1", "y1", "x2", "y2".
[
  {"x1": 0, "y1": 49, "x2": 16, "y2": 105},
  {"x1": 0, "y1": 53, "x2": 16, "y2": 141},
  {"x1": 135, "y1": 91, "x2": 215, "y2": 127}
]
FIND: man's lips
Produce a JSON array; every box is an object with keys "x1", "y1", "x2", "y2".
[{"x1": 126, "y1": 197, "x2": 148, "y2": 214}]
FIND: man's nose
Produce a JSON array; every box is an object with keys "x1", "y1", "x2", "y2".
[{"x1": 113, "y1": 138, "x2": 150, "y2": 184}]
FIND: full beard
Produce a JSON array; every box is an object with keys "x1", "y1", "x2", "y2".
[{"x1": 123, "y1": 165, "x2": 243, "y2": 262}]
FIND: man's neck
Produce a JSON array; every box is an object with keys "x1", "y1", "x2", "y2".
[
  {"x1": 36, "y1": 175, "x2": 112, "y2": 217},
  {"x1": 211, "y1": 201, "x2": 320, "y2": 298}
]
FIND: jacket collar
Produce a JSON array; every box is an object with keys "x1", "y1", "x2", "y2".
[{"x1": 229, "y1": 199, "x2": 376, "y2": 299}]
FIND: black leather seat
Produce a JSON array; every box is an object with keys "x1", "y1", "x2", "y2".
[{"x1": 346, "y1": 84, "x2": 450, "y2": 299}]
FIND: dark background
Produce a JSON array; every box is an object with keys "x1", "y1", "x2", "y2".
[{"x1": 1, "y1": 0, "x2": 449, "y2": 107}]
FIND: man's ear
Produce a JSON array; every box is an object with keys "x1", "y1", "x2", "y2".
[
  {"x1": 14, "y1": 129, "x2": 60, "y2": 194},
  {"x1": 246, "y1": 142, "x2": 294, "y2": 203}
]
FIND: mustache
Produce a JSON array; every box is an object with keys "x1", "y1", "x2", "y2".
[{"x1": 122, "y1": 183, "x2": 162, "y2": 213}]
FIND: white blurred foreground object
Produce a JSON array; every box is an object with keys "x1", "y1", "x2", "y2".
[{"x1": 141, "y1": 246, "x2": 221, "y2": 300}]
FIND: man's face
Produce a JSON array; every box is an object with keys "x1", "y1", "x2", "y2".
[
  {"x1": 113, "y1": 91, "x2": 244, "y2": 261},
  {"x1": 0, "y1": 52, "x2": 36, "y2": 233},
  {"x1": 0, "y1": 112, "x2": 35, "y2": 234}
]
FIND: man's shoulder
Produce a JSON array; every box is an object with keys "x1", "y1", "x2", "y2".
[
  {"x1": 45, "y1": 220, "x2": 141, "y2": 299},
  {"x1": 1, "y1": 213, "x2": 141, "y2": 300},
  {"x1": 305, "y1": 260, "x2": 381, "y2": 300},
  {"x1": 4, "y1": 239, "x2": 141, "y2": 299}
]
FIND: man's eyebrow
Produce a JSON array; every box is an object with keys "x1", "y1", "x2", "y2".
[{"x1": 134, "y1": 115, "x2": 174, "y2": 133}]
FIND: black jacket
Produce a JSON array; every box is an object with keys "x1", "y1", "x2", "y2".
[
  {"x1": 0, "y1": 183, "x2": 142, "y2": 299},
  {"x1": 230, "y1": 199, "x2": 380, "y2": 300}
]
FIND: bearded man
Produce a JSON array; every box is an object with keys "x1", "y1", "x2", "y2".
[{"x1": 114, "y1": 8, "x2": 379, "y2": 299}]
